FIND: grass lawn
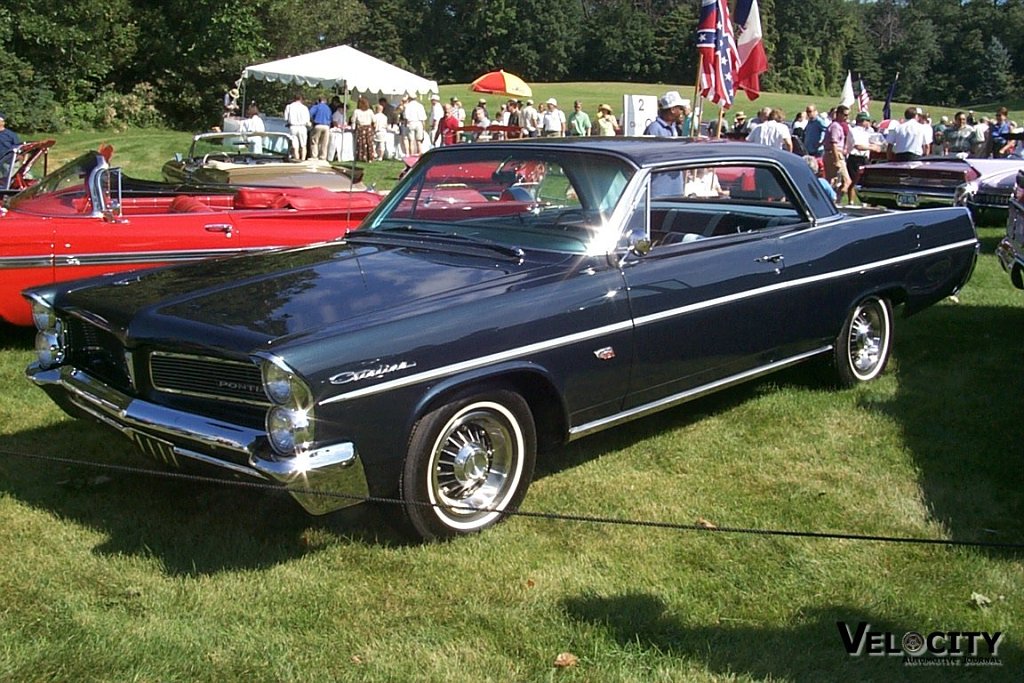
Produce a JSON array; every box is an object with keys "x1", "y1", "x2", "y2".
[{"x1": 2, "y1": 100, "x2": 1022, "y2": 680}]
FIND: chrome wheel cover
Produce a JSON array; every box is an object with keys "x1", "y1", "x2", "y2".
[
  {"x1": 426, "y1": 401, "x2": 525, "y2": 530},
  {"x1": 847, "y1": 299, "x2": 890, "y2": 381}
]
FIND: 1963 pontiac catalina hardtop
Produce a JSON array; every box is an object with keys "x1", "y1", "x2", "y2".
[{"x1": 25, "y1": 139, "x2": 979, "y2": 540}]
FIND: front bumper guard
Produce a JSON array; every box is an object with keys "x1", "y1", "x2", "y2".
[
  {"x1": 27, "y1": 364, "x2": 369, "y2": 515},
  {"x1": 995, "y1": 237, "x2": 1024, "y2": 290}
]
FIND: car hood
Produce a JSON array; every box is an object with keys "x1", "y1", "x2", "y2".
[
  {"x1": 976, "y1": 167, "x2": 1020, "y2": 190},
  {"x1": 55, "y1": 239, "x2": 566, "y2": 351}
]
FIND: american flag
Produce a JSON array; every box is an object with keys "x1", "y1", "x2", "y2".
[
  {"x1": 697, "y1": 0, "x2": 739, "y2": 106},
  {"x1": 858, "y1": 79, "x2": 871, "y2": 114}
]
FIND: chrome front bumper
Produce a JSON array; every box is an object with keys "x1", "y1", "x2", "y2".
[{"x1": 27, "y1": 364, "x2": 369, "y2": 514}]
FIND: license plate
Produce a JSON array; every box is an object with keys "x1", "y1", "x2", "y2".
[
  {"x1": 130, "y1": 431, "x2": 181, "y2": 468},
  {"x1": 896, "y1": 192, "x2": 918, "y2": 208}
]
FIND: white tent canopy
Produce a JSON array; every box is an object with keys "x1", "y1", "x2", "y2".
[{"x1": 241, "y1": 45, "x2": 438, "y2": 99}]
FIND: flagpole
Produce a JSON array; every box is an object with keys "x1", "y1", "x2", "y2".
[{"x1": 693, "y1": 53, "x2": 704, "y2": 135}]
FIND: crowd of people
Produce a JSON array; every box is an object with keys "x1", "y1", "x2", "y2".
[
  {"x1": 228, "y1": 90, "x2": 628, "y2": 164},
  {"x1": 223, "y1": 86, "x2": 1020, "y2": 206},
  {"x1": 692, "y1": 98, "x2": 1021, "y2": 205}
]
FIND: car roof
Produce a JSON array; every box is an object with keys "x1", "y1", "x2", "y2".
[{"x1": 425, "y1": 136, "x2": 805, "y2": 169}]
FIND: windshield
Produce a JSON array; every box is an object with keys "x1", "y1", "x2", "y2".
[
  {"x1": 362, "y1": 148, "x2": 636, "y2": 253},
  {"x1": 190, "y1": 133, "x2": 293, "y2": 159},
  {"x1": 6, "y1": 152, "x2": 103, "y2": 213}
]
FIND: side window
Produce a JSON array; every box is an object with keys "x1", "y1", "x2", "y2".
[{"x1": 648, "y1": 164, "x2": 804, "y2": 246}]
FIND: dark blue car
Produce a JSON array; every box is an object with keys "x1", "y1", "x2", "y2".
[{"x1": 25, "y1": 139, "x2": 979, "y2": 540}]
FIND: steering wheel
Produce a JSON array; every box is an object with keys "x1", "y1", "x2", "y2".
[{"x1": 201, "y1": 152, "x2": 232, "y2": 164}]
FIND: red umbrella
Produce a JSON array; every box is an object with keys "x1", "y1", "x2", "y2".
[{"x1": 470, "y1": 70, "x2": 532, "y2": 98}]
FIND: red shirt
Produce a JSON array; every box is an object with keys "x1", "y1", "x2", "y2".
[{"x1": 437, "y1": 114, "x2": 460, "y2": 146}]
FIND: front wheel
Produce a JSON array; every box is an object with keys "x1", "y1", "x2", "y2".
[
  {"x1": 831, "y1": 296, "x2": 893, "y2": 387},
  {"x1": 400, "y1": 390, "x2": 536, "y2": 541}
]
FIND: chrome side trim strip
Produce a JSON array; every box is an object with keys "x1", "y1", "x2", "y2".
[
  {"x1": 632, "y1": 238, "x2": 978, "y2": 327},
  {"x1": 0, "y1": 247, "x2": 278, "y2": 270},
  {"x1": 320, "y1": 318, "x2": 636, "y2": 405},
  {"x1": 321, "y1": 238, "x2": 976, "y2": 405},
  {"x1": 568, "y1": 345, "x2": 832, "y2": 440},
  {"x1": 0, "y1": 255, "x2": 53, "y2": 269}
]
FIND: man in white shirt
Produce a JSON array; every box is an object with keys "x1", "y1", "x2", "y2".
[
  {"x1": 886, "y1": 107, "x2": 933, "y2": 161},
  {"x1": 541, "y1": 98, "x2": 566, "y2": 137},
  {"x1": 402, "y1": 94, "x2": 428, "y2": 155},
  {"x1": 521, "y1": 100, "x2": 540, "y2": 137},
  {"x1": 746, "y1": 108, "x2": 793, "y2": 151},
  {"x1": 428, "y1": 94, "x2": 444, "y2": 144},
  {"x1": 283, "y1": 93, "x2": 311, "y2": 160}
]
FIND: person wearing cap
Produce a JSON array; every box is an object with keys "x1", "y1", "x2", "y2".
[
  {"x1": 847, "y1": 111, "x2": 880, "y2": 203},
  {"x1": 541, "y1": 98, "x2": 565, "y2": 137},
  {"x1": 595, "y1": 104, "x2": 618, "y2": 136},
  {"x1": 678, "y1": 98, "x2": 694, "y2": 136},
  {"x1": 644, "y1": 91, "x2": 686, "y2": 137},
  {"x1": 474, "y1": 98, "x2": 490, "y2": 122},
  {"x1": 567, "y1": 100, "x2": 591, "y2": 136},
  {"x1": 521, "y1": 99, "x2": 540, "y2": 137},
  {"x1": 732, "y1": 111, "x2": 749, "y2": 135},
  {"x1": 428, "y1": 93, "x2": 444, "y2": 142},
  {"x1": 886, "y1": 105, "x2": 932, "y2": 161},
  {"x1": 0, "y1": 113, "x2": 21, "y2": 177},
  {"x1": 223, "y1": 87, "x2": 240, "y2": 117}
]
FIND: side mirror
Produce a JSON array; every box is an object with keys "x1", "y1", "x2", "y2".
[{"x1": 629, "y1": 234, "x2": 652, "y2": 256}]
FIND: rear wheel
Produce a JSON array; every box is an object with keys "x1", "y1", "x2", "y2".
[
  {"x1": 400, "y1": 389, "x2": 536, "y2": 541},
  {"x1": 831, "y1": 295, "x2": 893, "y2": 387}
]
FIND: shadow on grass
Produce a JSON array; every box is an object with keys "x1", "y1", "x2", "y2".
[
  {"x1": 2, "y1": 301, "x2": 1021, "y2": 570},
  {"x1": 562, "y1": 592, "x2": 1020, "y2": 678},
  {"x1": 0, "y1": 421, "x2": 415, "y2": 576},
  {"x1": 866, "y1": 302, "x2": 1024, "y2": 551}
]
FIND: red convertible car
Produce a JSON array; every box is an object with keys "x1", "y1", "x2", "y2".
[{"x1": 0, "y1": 148, "x2": 381, "y2": 326}]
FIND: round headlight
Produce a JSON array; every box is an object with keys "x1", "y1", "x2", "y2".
[
  {"x1": 34, "y1": 326, "x2": 65, "y2": 367},
  {"x1": 263, "y1": 362, "x2": 296, "y2": 405},
  {"x1": 262, "y1": 360, "x2": 314, "y2": 409},
  {"x1": 32, "y1": 301, "x2": 56, "y2": 331},
  {"x1": 267, "y1": 406, "x2": 314, "y2": 454}
]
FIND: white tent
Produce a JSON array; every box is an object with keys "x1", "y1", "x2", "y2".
[{"x1": 241, "y1": 45, "x2": 438, "y2": 99}]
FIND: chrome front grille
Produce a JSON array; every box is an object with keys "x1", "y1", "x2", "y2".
[
  {"x1": 149, "y1": 352, "x2": 268, "y2": 405},
  {"x1": 971, "y1": 192, "x2": 1010, "y2": 208}
]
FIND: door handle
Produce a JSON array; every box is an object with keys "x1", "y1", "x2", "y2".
[
  {"x1": 756, "y1": 253, "x2": 784, "y2": 263},
  {"x1": 204, "y1": 223, "x2": 233, "y2": 237}
]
